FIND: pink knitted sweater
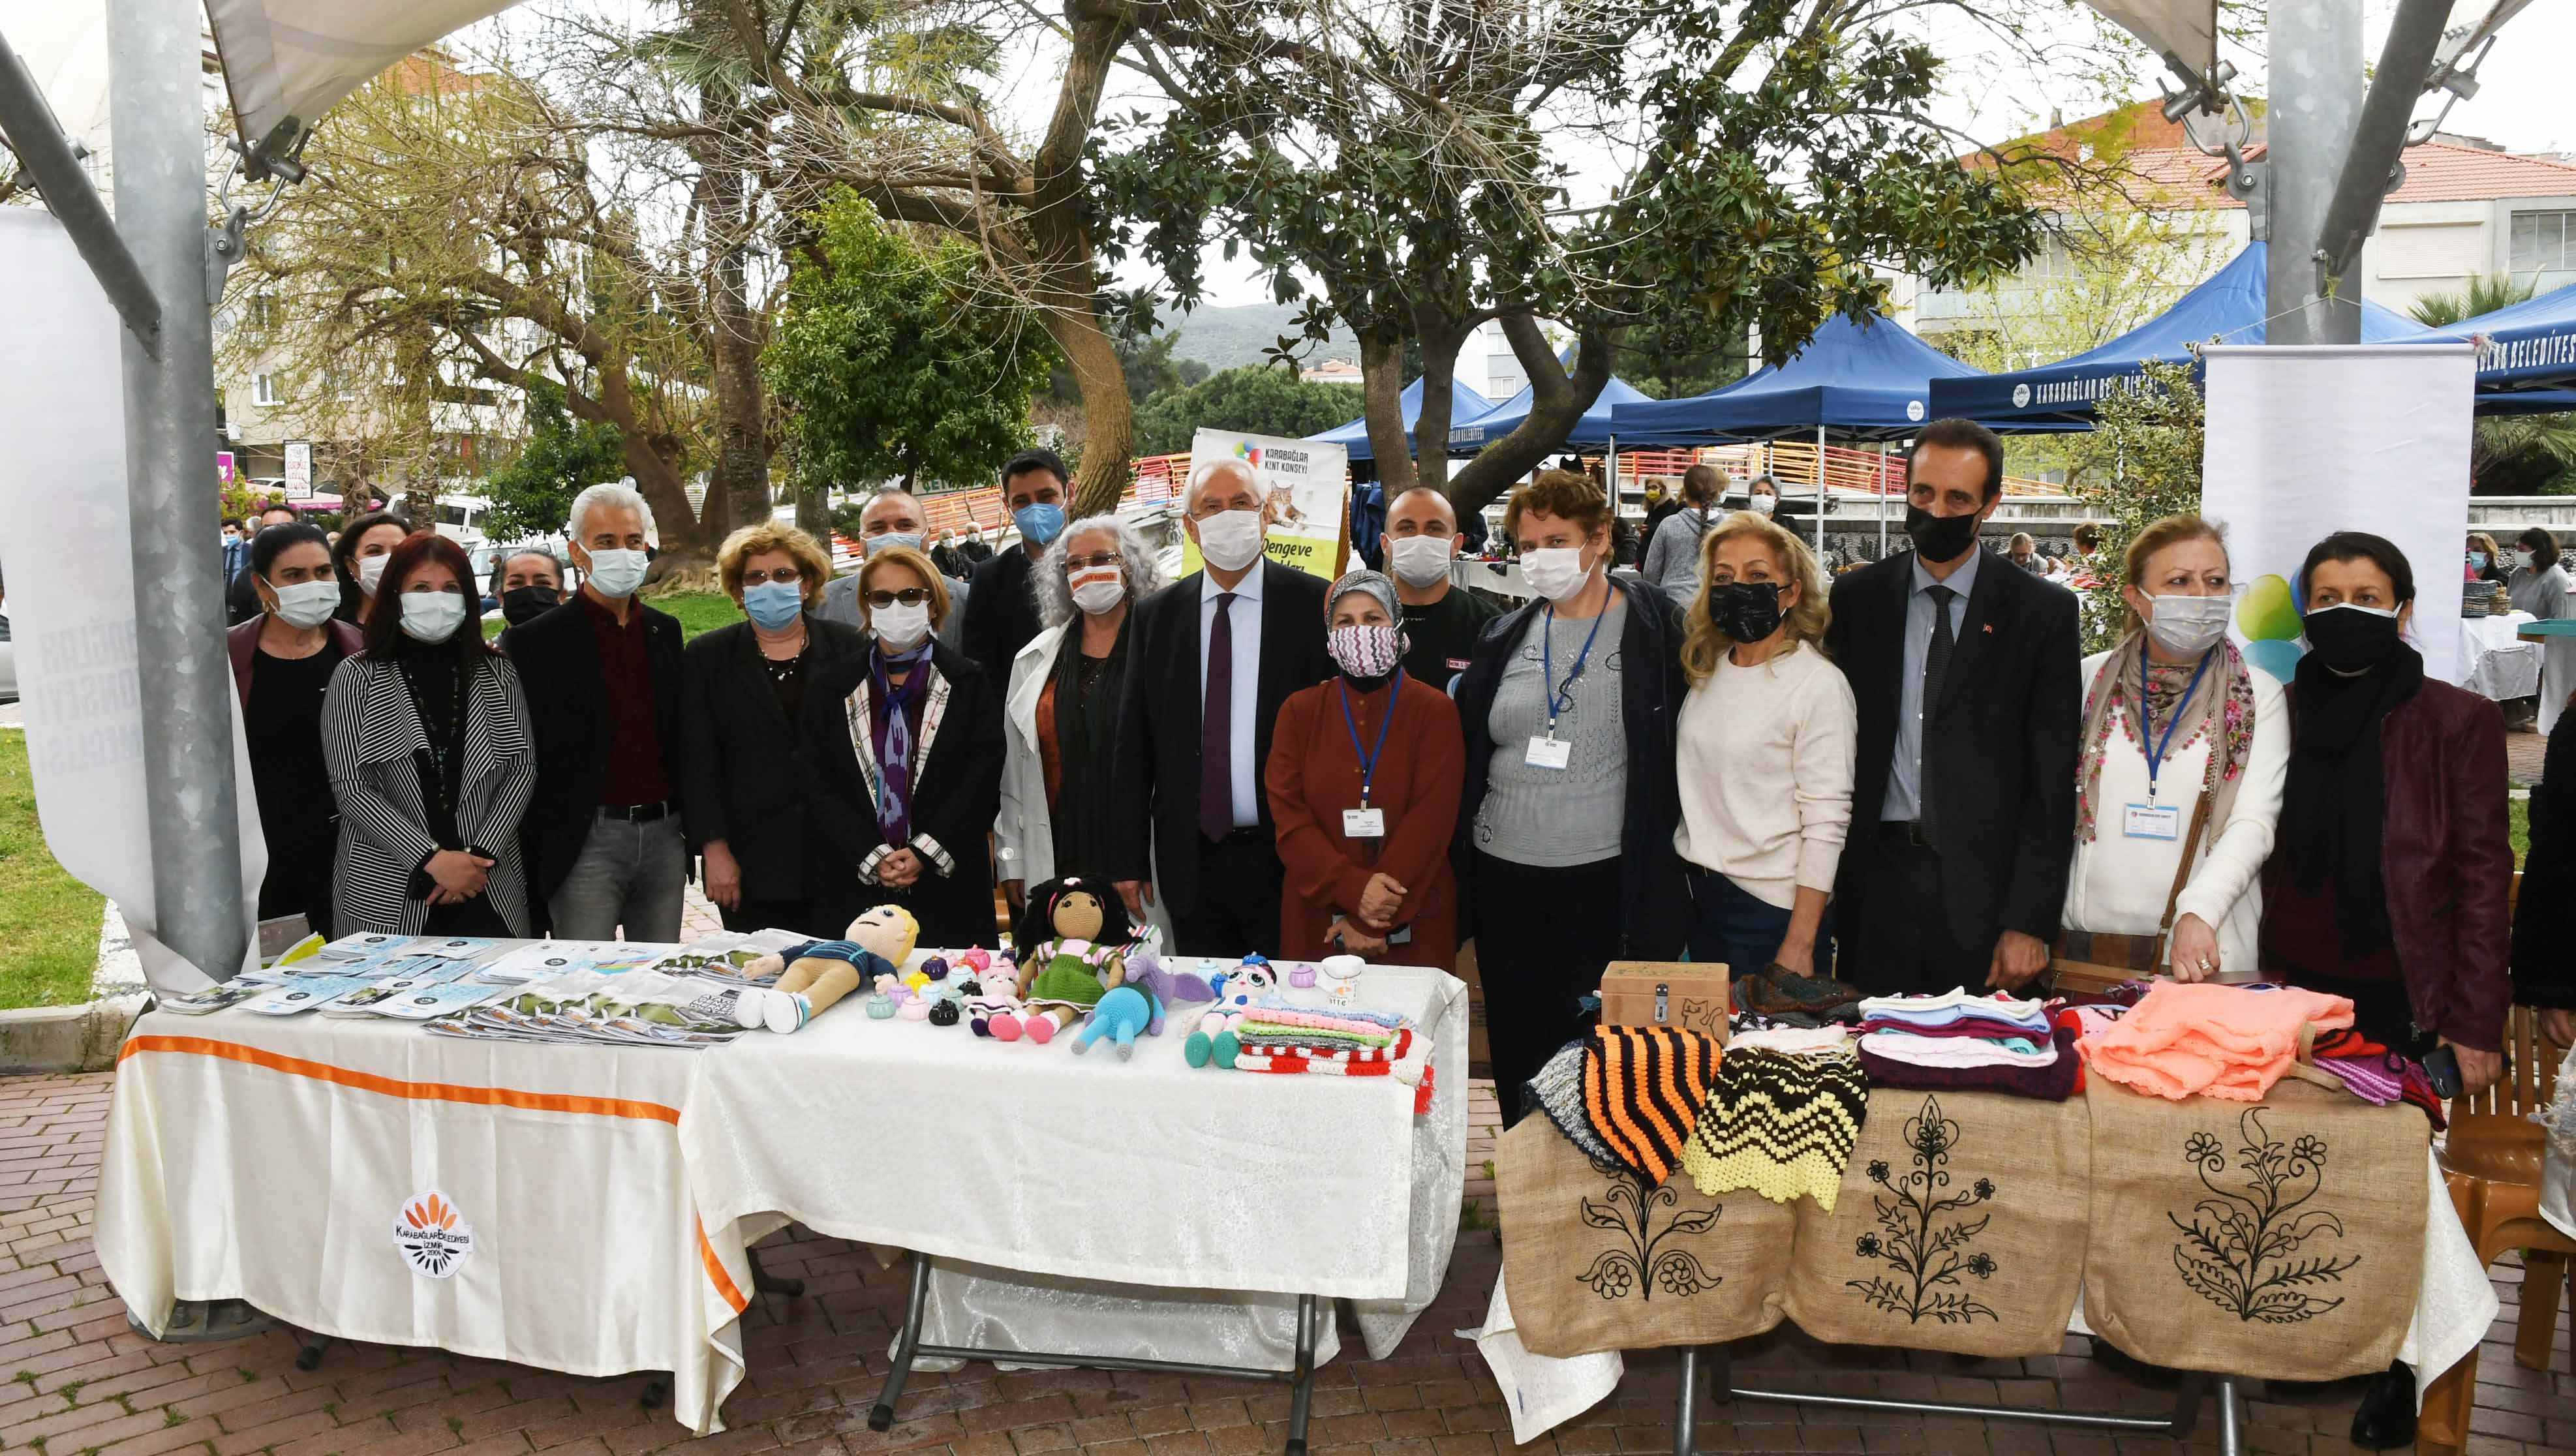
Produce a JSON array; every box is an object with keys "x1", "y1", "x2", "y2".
[{"x1": 2075, "y1": 982, "x2": 2355, "y2": 1102}]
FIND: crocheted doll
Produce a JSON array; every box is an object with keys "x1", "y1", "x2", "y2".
[
  {"x1": 734, "y1": 905, "x2": 920, "y2": 1033},
  {"x1": 1074, "y1": 984, "x2": 1159, "y2": 1059},
  {"x1": 1014, "y1": 877, "x2": 1137, "y2": 1035},
  {"x1": 1184, "y1": 954, "x2": 1279, "y2": 1069},
  {"x1": 965, "y1": 960, "x2": 1054, "y2": 1044}
]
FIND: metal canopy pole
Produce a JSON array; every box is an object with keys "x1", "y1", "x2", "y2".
[
  {"x1": 0, "y1": 33, "x2": 161, "y2": 354},
  {"x1": 1813, "y1": 422, "x2": 1826, "y2": 554},
  {"x1": 2315, "y1": 0, "x2": 2457, "y2": 286},
  {"x1": 1877, "y1": 442, "x2": 1890, "y2": 559},
  {"x1": 108, "y1": 0, "x2": 251, "y2": 980},
  {"x1": 2265, "y1": 0, "x2": 2364, "y2": 345}
]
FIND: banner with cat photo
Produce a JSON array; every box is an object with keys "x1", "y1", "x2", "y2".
[{"x1": 1181, "y1": 429, "x2": 1350, "y2": 579}]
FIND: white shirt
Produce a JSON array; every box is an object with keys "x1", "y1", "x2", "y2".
[
  {"x1": 1198, "y1": 566, "x2": 1266, "y2": 830},
  {"x1": 1672, "y1": 641, "x2": 1857, "y2": 908}
]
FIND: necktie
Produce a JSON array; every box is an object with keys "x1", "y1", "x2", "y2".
[
  {"x1": 1920, "y1": 583, "x2": 1956, "y2": 840},
  {"x1": 1201, "y1": 592, "x2": 1237, "y2": 841}
]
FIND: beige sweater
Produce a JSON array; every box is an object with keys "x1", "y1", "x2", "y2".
[{"x1": 1671, "y1": 641, "x2": 1857, "y2": 909}]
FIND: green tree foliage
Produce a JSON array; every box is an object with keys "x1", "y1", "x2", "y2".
[
  {"x1": 1131, "y1": 367, "x2": 1365, "y2": 455},
  {"x1": 766, "y1": 194, "x2": 1054, "y2": 494},
  {"x1": 2074, "y1": 359, "x2": 2205, "y2": 654},
  {"x1": 2410, "y1": 275, "x2": 2576, "y2": 495},
  {"x1": 482, "y1": 382, "x2": 627, "y2": 545}
]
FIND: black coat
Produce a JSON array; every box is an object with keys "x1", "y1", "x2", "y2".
[
  {"x1": 505, "y1": 594, "x2": 689, "y2": 905},
  {"x1": 1449, "y1": 572, "x2": 1688, "y2": 960},
  {"x1": 1109, "y1": 561, "x2": 1334, "y2": 918},
  {"x1": 679, "y1": 615, "x2": 868, "y2": 903},
  {"x1": 960, "y1": 546, "x2": 1047, "y2": 682},
  {"x1": 801, "y1": 641, "x2": 1005, "y2": 947},
  {"x1": 1825, "y1": 547, "x2": 2081, "y2": 954},
  {"x1": 2514, "y1": 701, "x2": 2576, "y2": 1010}
]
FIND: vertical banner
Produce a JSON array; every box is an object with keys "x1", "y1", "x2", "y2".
[
  {"x1": 2200, "y1": 344, "x2": 2475, "y2": 686},
  {"x1": 1182, "y1": 429, "x2": 1351, "y2": 579},
  {"x1": 0, "y1": 211, "x2": 263, "y2": 992}
]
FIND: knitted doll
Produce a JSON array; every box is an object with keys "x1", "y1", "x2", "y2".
[
  {"x1": 1014, "y1": 877, "x2": 1138, "y2": 1035},
  {"x1": 734, "y1": 905, "x2": 920, "y2": 1033},
  {"x1": 1184, "y1": 954, "x2": 1279, "y2": 1069},
  {"x1": 1074, "y1": 984, "x2": 1159, "y2": 1059},
  {"x1": 965, "y1": 959, "x2": 1054, "y2": 1044}
]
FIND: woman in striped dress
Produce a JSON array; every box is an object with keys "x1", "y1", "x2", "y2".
[{"x1": 321, "y1": 532, "x2": 539, "y2": 936}]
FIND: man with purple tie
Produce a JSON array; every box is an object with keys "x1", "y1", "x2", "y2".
[{"x1": 1111, "y1": 459, "x2": 1333, "y2": 955}]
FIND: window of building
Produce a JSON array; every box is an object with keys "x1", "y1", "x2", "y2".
[
  {"x1": 252, "y1": 373, "x2": 281, "y2": 407},
  {"x1": 2509, "y1": 210, "x2": 2576, "y2": 284}
]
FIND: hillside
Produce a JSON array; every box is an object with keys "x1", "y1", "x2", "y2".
[{"x1": 1165, "y1": 301, "x2": 1362, "y2": 374}]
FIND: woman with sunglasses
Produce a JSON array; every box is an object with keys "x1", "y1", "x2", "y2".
[{"x1": 801, "y1": 543, "x2": 1005, "y2": 947}]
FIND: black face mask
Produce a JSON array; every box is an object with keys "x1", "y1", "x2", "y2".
[
  {"x1": 2300, "y1": 604, "x2": 2403, "y2": 673},
  {"x1": 1904, "y1": 504, "x2": 1980, "y2": 563},
  {"x1": 500, "y1": 585, "x2": 560, "y2": 627},
  {"x1": 1706, "y1": 581, "x2": 1786, "y2": 643}
]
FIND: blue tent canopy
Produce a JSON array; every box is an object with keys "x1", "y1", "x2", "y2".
[
  {"x1": 1606, "y1": 311, "x2": 1983, "y2": 445},
  {"x1": 1927, "y1": 242, "x2": 2429, "y2": 433},
  {"x1": 1307, "y1": 376, "x2": 1497, "y2": 463},
  {"x1": 1446, "y1": 372, "x2": 1656, "y2": 451},
  {"x1": 2421, "y1": 278, "x2": 2576, "y2": 395}
]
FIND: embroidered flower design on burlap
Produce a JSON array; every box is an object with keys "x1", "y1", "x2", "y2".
[
  {"x1": 2170, "y1": 1108, "x2": 2356, "y2": 1324},
  {"x1": 1574, "y1": 1149, "x2": 1719, "y2": 1302},
  {"x1": 1847, "y1": 1096, "x2": 1999, "y2": 1324}
]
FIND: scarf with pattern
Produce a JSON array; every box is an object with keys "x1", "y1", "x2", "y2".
[
  {"x1": 2075, "y1": 631, "x2": 2256, "y2": 844},
  {"x1": 869, "y1": 641, "x2": 934, "y2": 843}
]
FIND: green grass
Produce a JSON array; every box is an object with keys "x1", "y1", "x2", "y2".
[
  {"x1": 2513, "y1": 796, "x2": 2530, "y2": 867},
  {"x1": 652, "y1": 589, "x2": 746, "y2": 642},
  {"x1": 0, "y1": 733, "x2": 104, "y2": 1010}
]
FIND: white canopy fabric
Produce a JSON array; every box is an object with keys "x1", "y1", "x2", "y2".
[
  {"x1": 2082, "y1": 0, "x2": 2218, "y2": 78},
  {"x1": 204, "y1": 0, "x2": 524, "y2": 162}
]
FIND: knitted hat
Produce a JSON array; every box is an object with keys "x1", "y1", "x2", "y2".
[
  {"x1": 1580, "y1": 1025, "x2": 1720, "y2": 1186},
  {"x1": 1680, "y1": 1046, "x2": 1869, "y2": 1211},
  {"x1": 1325, "y1": 568, "x2": 1399, "y2": 625}
]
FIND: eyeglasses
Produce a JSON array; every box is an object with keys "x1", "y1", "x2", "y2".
[
  {"x1": 1065, "y1": 552, "x2": 1123, "y2": 572},
  {"x1": 865, "y1": 588, "x2": 933, "y2": 609},
  {"x1": 742, "y1": 567, "x2": 804, "y2": 586}
]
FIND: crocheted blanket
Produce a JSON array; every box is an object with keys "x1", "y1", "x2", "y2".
[{"x1": 1679, "y1": 1046, "x2": 1868, "y2": 1211}]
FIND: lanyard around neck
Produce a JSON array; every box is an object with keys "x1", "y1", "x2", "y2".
[
  {"x1": 2140, "y1": 648, "x2": 2215, "y2": 801},
  {"x1": 1338, "y1": 673, "x2": 1401, "y2": 807},
  {"x1": 1541, "y1": 601, "x2": 1608, "y2": 740}
]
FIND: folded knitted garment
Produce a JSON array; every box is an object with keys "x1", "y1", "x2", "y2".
[
  {"x1": 1854, "y1": 1018, "x2": 2051, "y2": 1041},
  {"x1": 1233, "y1": 1027, "x2": 1433, "y2": 1111},
  {"x1": 2076, "y1": 982, "x2": 2354, "y2": 1102},
  {"x1": 1679, "y1": 1046, "x2": 1868, "y2": 1211},
  {"x1": 1236, "y1": 1021, "x2": 1396, "y2": 1051},
  {"x1": 1527, "y1": 1040, "x2": 1620, "y2": 1165},
  {"x1": 2305, "y1": 1052, "x2": 2404, "y2": 1106},
  {"x1": 1580, "y1": 1025, "x2": 1721, "y2": 1186},
  {"x1": 1854, "y1": 988, "x2": 2050, "y2": 1034},
  {"x1": 1727, "y1": 1025, "x2": 1853, "y2": 1057},
  {"x1": 1857, "y1": 1024, "x2": 2085, "y2": 1102},
  {"x1": 1250, "y1": 996, "x2": 1405, "y2": 1031},
  {"x1": 1855, "y1": 1029, "x2": 2052, "y2": 1067}
]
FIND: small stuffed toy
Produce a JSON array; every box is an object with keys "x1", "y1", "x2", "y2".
[
  {"x1": 1074, "y1": 984, "x2": 1158, "y2": 1059},
  {"x1": 734, "y1": 905, "x2": 921, "y2": 1033},
  {"x1": 1015, "y1": 877, "x2": 1139, "y2": 1035},
  {"x1": 1185, "y1": 954, "x2": 1280, "y2": 1068},
  {"x1": 964, "y1": 960, "x2": 1053, "y2": 1044}
]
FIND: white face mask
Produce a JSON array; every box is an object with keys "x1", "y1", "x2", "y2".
[
  {"x1": 1070, "y1": 573, "x2": 1125, "y2": 616},
  {"x1": 1387, "y1": 534, "x2": 1454, "y2": 589},
  {"x1": 399, "y1": 590, "x2": 468, "y2": 645},
  {"x1": 356, "y1": 553, "x2": 391, "y2": 598},
  {"x1": 584, "y1": 547, "x2": 649, "y2": 599},
  {"x1": 2513, "y1": 549, "x2": 2537, "y2": 571},
  {"x1": 1193, "y1": 509, "x2": 1267, "y2": 573},
  {"x1": 2143, "y1": 592, "x2": 2231, "y2": 658},
  {"x1": 872, "y1": 601, "x2": 932, "y2": 650},
  {"x1": 1520, "y1": 546, "x2": 1593, "y2": 603},
  {"x1": 268, "y1": 578, "x2": 341, "y2": 629},
  {"x1": 1749, "y1": 494, "x2": 1777, "y2": 517}
]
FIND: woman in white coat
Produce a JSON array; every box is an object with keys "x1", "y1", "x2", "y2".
[
  {"x1": 996, "y1": 513, "x2": 1172, "y2": 939},
  {"x1": 2061, "y1": 515, "x2": 2287, "y2": 982}
]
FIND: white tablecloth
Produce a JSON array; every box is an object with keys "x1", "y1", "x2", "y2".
[
  {"x1": 97, "y1": 954, "x2": 1467, "y2": 1434},
  {"x1": 2453, "y1": 611, "x2": 2542, "y2": 701}
]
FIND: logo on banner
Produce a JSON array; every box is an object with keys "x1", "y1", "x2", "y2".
[
  {"x1": 393, "y1": 1191, "x2": 474, "y2": 1278},
  {"x1": 1233, "y1": 440, "x2": 1262, "y2": 466},
  {"x1": 2012, "y1": 384, "x2": 2031, "y2": 409},
  {"x1": 1906, "y1": 399, "x2": 1925, "y2": 421}
]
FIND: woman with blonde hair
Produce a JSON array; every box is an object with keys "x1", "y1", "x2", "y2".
[
  {"x1": 2062, "y1": 515, "x2": 2284, "y2": 983},
  {"x1": 681, "y1": 523, "x2": 866, "y2": 932},
  {"x1": 1672, "y1": 511, "x2": 1854, "y2": 981}
]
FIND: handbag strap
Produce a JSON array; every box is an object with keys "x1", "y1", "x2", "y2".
[{"x1": 2149, "y1": 789, "x2": 2218, "y2": 962}]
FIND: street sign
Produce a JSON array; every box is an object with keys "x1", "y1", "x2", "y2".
[
  {"x1": 216, "y1": 450, "x2": 234, "y2": 486},
  {"x1": 283, "y1": 439, "x2": 312, "y2": 500}
]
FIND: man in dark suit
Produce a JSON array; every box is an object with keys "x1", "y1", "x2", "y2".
[
  {"x1": 1826, "y1": 417, "x2": 2079, "y2": 996},
  {"x1": 1111, "y1": 459, "x2": 1333, "y2": 955},
  {"x1": 958, "y1": 449, "x2": 1070, "y2": 679},
  {"x1": 506, "y1": 483, "x2": 689, "y2": 941}
]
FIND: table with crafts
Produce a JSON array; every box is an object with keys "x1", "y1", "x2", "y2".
[{"x1": 94, "y1": 939, "x2": 1469, "y2": 1445}]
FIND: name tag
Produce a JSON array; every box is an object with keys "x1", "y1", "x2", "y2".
[
  {"x1": 1342, "y1": 807, "x2": 1387, "y2": 838},
  {"x1": 2123, "y1": 802, "x2": 2181, "y2": 840},
  {"x1": 1446, "y1": 657, "x2": 1471, "y2": 671},
  {"x1": 1524, "y1": 736, "x2": 1572, "y2": 770}
]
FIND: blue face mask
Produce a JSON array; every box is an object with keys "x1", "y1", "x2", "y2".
[
  {"x1": 2470, "y1": 551, "x2": 2489, "y2": 571},
  {"x1": 743, "y1": 581, "x2": 804, "y2": 631},
  {"x1": 1014, "y1": 502, "x2": 1066, "y2": 548},
  {"x1": 866, "y1": 532, "x2": 923, "y2": 557}
]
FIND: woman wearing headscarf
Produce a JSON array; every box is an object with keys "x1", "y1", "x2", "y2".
[
  {"x1": 320, "y1": 532, "x2": 538, "y2": 935},
  {"x1": 2060, "y1": 517, "x2": 2285, "y2": 984},
  {"x1": 802, "y1": 543, "x2": 1004, "y2": 947},
  {"x1": 1265, "y1": 569, "x2": 1466, "y2": 969},
  {"x1": 996, "y1": 514, "x2": 1169, "y2": 924}
]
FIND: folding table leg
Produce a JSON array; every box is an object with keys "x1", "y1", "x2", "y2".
[
  {"x1": 868, "y1": 1252, "x2": 934, "y2": 1432},
  {"x1": 2213, "y1": 1376, "x2": 2241, "y2": 1456},
  {"x1": 1671, "y1": 1348, "x2": 1702, "y2": 1456},
  {"x1": 1283, "y1": 1295, "x2": 1319, "y2": 1456}
]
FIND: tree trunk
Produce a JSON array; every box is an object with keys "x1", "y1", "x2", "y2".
[
  {"x1": 1449, "y1": 317, "x2": 1616, "y2": 515},
  {"x1": 1357, "y1": 326, "x2": 1414, "y2": 494},
  {"x1": 584, "y1": 367, "x2": 719, "y2": 569},
  {"x1": 704, "y1": 84, "x2": 773, "y2": 547},
  {"x1": 1409, "y1": 305, "x2": 1470, "y2": 493},
  {"x1": 1030, "y1": 1, "x2": 1134, "y2": 519},
  {"x1": 795, "y1": 481, "x2": 830, "y2": 536}
]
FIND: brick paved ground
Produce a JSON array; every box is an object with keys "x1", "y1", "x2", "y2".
[
  {"x1": 5, "y1": 1071, "x2": 2573, "y2": 1456},
  {"x1": 2509, "y1": 727, "x2": 2547, "y2": 789}
]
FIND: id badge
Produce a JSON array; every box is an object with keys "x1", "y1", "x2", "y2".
[
  {"x1": 1343, "y1": 807, "x2": 1387, "y2": 838},
  {"x1": 1524, "y1": 735, "x2": 1572, "y2": 770},
  {"x1": 2123, "y1": 802, "x2": 2181, "y2": 840}
]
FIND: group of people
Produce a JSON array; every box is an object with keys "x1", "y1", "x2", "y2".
[{"x1": 224, "y1": 423, "x2": 2526, "y2": 1123}]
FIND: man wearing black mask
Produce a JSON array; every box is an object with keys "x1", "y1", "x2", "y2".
[
  {"x1": 1825, "y1": 417, "x2": 2079, "y2": 995},
  {"x1": 492, "y1": 547, "x2": 565, "y2": 648}
]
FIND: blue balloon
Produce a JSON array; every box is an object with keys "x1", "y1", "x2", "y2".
[{"x1": 2244, "y1": 637, "x2": 2303, "y2": 683}]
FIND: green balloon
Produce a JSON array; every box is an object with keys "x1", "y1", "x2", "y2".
[{"x1": 2236, "y1": 573, "x2": 2302, "y2": 642}]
